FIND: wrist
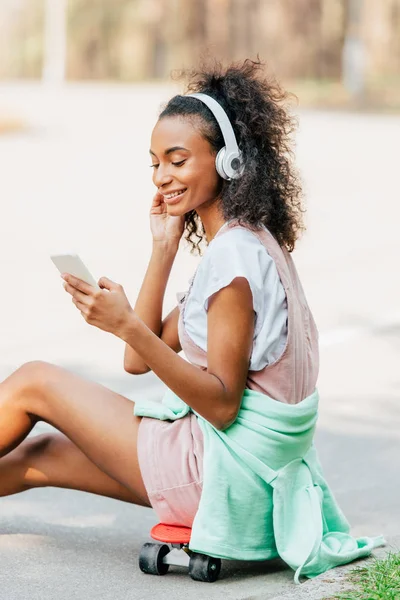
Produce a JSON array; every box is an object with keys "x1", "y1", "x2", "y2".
[
  {"x1": 152, "y1": 239, "x2": 179, "y2": 255},
  {"x1": 118, "y1": 308, "x2": 139, "y2": 342}
]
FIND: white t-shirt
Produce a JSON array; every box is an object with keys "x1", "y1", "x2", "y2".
[{"x1": 183, "y1": 221, "x2": 288, "y2": 371}]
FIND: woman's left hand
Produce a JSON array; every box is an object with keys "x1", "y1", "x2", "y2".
[{"x1": 62, "y1": 274, "x2": 134, "y2": 337}]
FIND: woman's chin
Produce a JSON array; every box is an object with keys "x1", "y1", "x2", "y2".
[{"x1": 166, "y1": 202, "x2": 187, "y2": 215}]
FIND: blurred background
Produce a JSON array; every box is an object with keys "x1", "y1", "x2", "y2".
[
  {"x1": 0, "y1": 0, "x2": 398, "y2": 428},
  {"x1": 0, "y1": 1, "x2": 399, "y2": 586},
  {"x1": 0, "y1": 0, "x2": 399, "y2": 407},
  {"x1": 1, "y1": 0, "x2": 400, "y2": 107}
]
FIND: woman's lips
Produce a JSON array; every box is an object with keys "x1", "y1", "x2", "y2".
[{"x1": 164, "y1": 189, "x2": 187, "y2": 204}]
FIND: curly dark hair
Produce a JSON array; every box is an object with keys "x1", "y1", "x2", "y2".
[{"x1": 159, "y1": 57, "x2": 305, "y2": 255}]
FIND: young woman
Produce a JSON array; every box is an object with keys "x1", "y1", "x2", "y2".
[{"x1": 0, "y1": 59, "x2": 384, "y2": 582}]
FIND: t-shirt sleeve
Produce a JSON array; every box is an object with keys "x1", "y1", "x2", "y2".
[{"x1": 202, "y1": 234, "x2": 273, "y2": 320}]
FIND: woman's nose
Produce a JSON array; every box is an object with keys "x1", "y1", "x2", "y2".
[{"x1": 153, "y1": 165, "x2": 173, "y2": 188}]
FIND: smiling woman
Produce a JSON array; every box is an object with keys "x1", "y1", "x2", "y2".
[{"x1": 0, "y1": 57, "x2": 384, "y2": 584}]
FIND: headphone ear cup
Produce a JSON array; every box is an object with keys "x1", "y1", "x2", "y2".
[{"x1": 215, "y1": 147, "x2": 228, "y2": 180}]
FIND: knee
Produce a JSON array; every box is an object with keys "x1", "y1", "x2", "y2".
[
  {"x1": 17, "y1": 360, "x2": 53, "y2": 382},
  {"x1": 0, "y1": 361, "x2": 53, "y2": 408},
  {"x1": 12, "y1": 360, "x2": 54, "y2": 391}
]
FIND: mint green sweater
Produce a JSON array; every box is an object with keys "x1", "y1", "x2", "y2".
[{"x1": 134, "y1": 388, "x2": 385, "y2": 583}]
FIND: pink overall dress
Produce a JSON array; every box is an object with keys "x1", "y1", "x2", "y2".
[{"x1": 137, "y1": 221, "x2": 319, "y2": 526}]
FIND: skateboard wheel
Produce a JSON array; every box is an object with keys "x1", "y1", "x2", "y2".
[
  {"x1": 139, "y1": 542, "x2": 170, "y2": 575},
  {"x1": 188, "y1": 552, "x2": 221, "y2": 582}
]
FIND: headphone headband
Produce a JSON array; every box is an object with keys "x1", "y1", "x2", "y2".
[
  {"x1": 184, "y1": 92, "x2": 244, "y2": 180},
  {"x1": 187, "y1": 93, "x2": 240, "y2": 157}
]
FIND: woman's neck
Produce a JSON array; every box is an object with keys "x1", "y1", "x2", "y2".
[{"x1": 196, "y1": 206, "x2": 227, "y2": 244}]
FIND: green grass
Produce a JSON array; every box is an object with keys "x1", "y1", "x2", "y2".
[{"x1": 327, "y1": 551, "x2": 400, "y2": 599}]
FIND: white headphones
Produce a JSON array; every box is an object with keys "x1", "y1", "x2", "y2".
[{"x1": 186, "y1": 93, "x2": 245, "y2": 181}]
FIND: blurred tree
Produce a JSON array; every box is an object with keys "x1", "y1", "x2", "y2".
[
  {"x1": 42, "y1": 0, "x2": 66, "y2": 84},
  {"x1": 0, "y1": 0, "x2": 43, "y2": 78},
  {"x1": 342, "y1": 0, "x2": 366, "y2": 99},
  {"x1": 0, "y1": 0, "x2": 399, "y2": 87}
]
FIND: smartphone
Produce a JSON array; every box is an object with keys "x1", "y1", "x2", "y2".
[{"x1": 50, "y1": 253, "x2": 100, "y2": 289}]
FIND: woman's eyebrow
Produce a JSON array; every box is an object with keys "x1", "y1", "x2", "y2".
[{"x1": 149, "y1": 146, "x2": 189, "y2": 157}]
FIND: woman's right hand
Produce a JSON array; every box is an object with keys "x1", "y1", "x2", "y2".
[{"x1": 150, "y1": 190, "x2": 185, "y2": 246}]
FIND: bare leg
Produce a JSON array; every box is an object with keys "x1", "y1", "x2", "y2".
[
  {"x1": 0, "y1": 432, "x2": 146, "y2": 504},
  {"x1": 0, "y1": 361, "x2": 150, "y2": 506}
]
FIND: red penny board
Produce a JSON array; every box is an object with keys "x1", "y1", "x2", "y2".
[{"x1": 150, "y1": 523, "x2": 192, "y2": 544}]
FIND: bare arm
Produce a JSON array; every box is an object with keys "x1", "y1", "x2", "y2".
[
  {"x1": 124, "y1": 240, "x2": 181, "y2": 374},
  {"x1": 120, "y1": 277, "x2": 254, "y2": 430}
]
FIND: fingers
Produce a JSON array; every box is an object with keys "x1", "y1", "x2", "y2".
[
  {"x1": 98, "y1": 276, "x2": 120, "y2": 291},
  {"x1": 62, "y1": 274, "x2": 93, "y2": 295},
  {"x1": 150, "y1": 190, "x2": 166, "y2": 214},
  {"x1": 152, "y1": 189, "x2": 163, "y2": 203},
  {"x1": 63, "y1": 282, "x2": 92, "y2": 305},
  {"x1": 72, "y1": 297, "x2": 88, "y2": 316}
]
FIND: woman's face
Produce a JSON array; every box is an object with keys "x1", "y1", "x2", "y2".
[{"x1": 149, "y1": 115, "x2": 221, "y2": 214}]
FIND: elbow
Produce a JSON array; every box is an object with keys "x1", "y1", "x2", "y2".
[
  {"x1": 207, "y1": 378, "x2": 240, "y2": 430},
  {"x1": 124, "y1": 363, "x2": 150, "y2": 375},
  {"x1": 212, "y1": 407, "x2": 239, "y2": 432},
  {"x1": 215, "y1": 418, "x2": 236, "y2": 432}
]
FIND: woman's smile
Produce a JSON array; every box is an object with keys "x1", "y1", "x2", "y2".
[{"x1": 162, "y1": 188, "x2": 188, "y2": 204}]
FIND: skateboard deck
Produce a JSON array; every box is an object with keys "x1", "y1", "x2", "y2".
[{"x1": 150, "y1": 523, "x2": 192, "y2": 544}]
